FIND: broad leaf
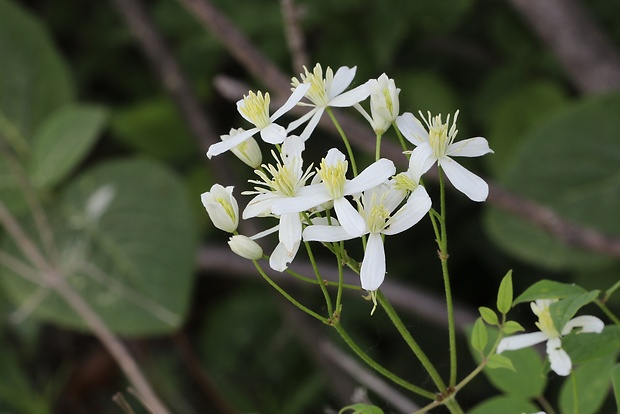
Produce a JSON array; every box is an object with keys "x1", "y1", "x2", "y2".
[
  {"x1": 559, "y1": 354, "x2": 616, "y2": 414},
  {"x1": 549, "y1": 291, "x2": 599, "y2": 333},
  {"x1": 468, "y1": 396, "x2": 539, "y2": 414},
  {"x1": 485, "y1": 93, "x2": 620, "y2": 270},
  {"x1": 29, "y1": 105, "x2": 108, "y2": 188},
  {"x1": 612, "y1": 364, "x2": 620, "y2": 412},
  {"x1": 514, "y1": 280, "x2": 586, "y2": 305},
  {"x1": 0, "y1": 158, "x2": 197, "y2": 335},
  {"x1": 563, "y1": 326, "x2": 620, "y2": 364}
]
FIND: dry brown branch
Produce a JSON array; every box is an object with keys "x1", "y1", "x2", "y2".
[
  {"x1": 508, "y1": 0, "x2": 620, "y2": 94},
  {"x1": 279, "y1": 0, "x2": 309, "y2": 73}
]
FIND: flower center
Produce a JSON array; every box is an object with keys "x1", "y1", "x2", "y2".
[
  {"x1": 393, "y1": 172, "x2": 418, "y2": 192},
  {"x1": 534, "y1": 302, "x2": 560, "y2": 339},
  {"x1": 318, "y1": 157, "x2": 347, "y2": 199},
  {"x1": 420, "y1": 110, "x2": 459, "y2": 159},
  {"x1": 250, "y1": 151, "x2": 313, "y2": 198},
  {"x1": 239, "y1": 91, "x2": 271, "y2": 129},
  {"x1": 292, "y1": 64, "x2": 331, "y2": 107}
]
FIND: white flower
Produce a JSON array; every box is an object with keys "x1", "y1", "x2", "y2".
[
  {"x1": 272, "y1": 148, "x2": 395, "y2": 237},
  {"x1": 228, "y1": 235, "x2": 263, "y2": 260},
  {"x1": 303, "y1": 182, "x2": 432, "y2": 291},
  {"x1": 220, "y1": 128, "x2": 262, "y2": 168},
  {"x1": 396, "y1": 111, "x2": 493, "y2": 202},
  {"x1": 497, "y1": 299, "x2": 605, "y2": 376},
  {"x1": 249, "y1": 225, "x2": 300, "y2": 272},
  {"x1": 355, "y1": 73, "x2": 400, "y2": 134},
  {"x1": 207, "y1": 83, "x2": 310, "y2": 158},
  {"x1": 243, "y1": 136, "x2": 314, "y2": 258},
  {"x1": 201, "y1": 184, "x2": 239, "y2": 233},
  {"x1": 288, "y1": 64, "x2": 370, "y2": 141}
]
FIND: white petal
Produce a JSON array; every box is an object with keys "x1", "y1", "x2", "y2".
[
  {"x1": 303, "y1": 225, "x2": 356, "y2": 242},
  {"x1": 329, "y1": 83, "x2": 371, "y2": 107},
  {"x1": 269, "y1": 241, "x2": 300, "y2": 272},
  {"x1": 407, "y1": 144, "x2": 435, "y2": 182},
  {"x1": 271, "y1": 83, "x2": 311, "y2": 121},
  {"x1": 325, "y1": 148, "x2": 346, "y2": 165},
  {"x1": 272, "y1": 187, "x2": 331, "y2": 215},
  {"x1": 440, "y1": 157, "x2": 489, "y2": 202},
  {"x1": 299, "y1": 109, "x2": 324, "y2": 141},
  {"x1": 383, "y1": 186, "x2": 431, "y2": 235},
  {"x1": 251, "y1": 224, "x2": 279, "y2": 240},
  {"x1": 345, "y1": 159, "x2": 395, "y2": 195},
  {"x1": 360, "y1": 233, "x2": 386, "y2": 291},
  {"x1": 287, "y1": 107, "x2": 318, "y2": 133},
  {"x1": 497, "y1": 331, "x2": 548, "y2": 353},
  {"x1": 282, "y1": 135, "x2": 305, "y2": 159},
  {"x1": 546, "y1": 337, "x2": 572, "y2": 376},
  {"x1": 243, "y1": 193, "x2": 280, "y2": 219},
  {"x1": 279, "y1": 212, "x2": 302, "y2": 251},
  {"x1": 446, "y1": 137, "x2": 494, "y2": 158},
  {"x1": 259, "y1": 123, "x2": 287, "y2": 144},
  {"x1": 334, "y1": 197, "x2": 367, "y2": 237},
  {"x1": 396, "y1": 112, "x2": 428, "y2": 146},
  {"x1": 328, "y1": 66, "x2": 356, "y2": 98},
  {"x1": 561, "y1": 315, "x2": 605, "y2": 335},
  {"x1": 207, "y1": 128, "x2": 257, "y2": 158}
]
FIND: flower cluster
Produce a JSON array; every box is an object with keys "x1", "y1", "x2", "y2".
[{"x1": 201, "y1": 63, "x2": 493, "y2": 293}]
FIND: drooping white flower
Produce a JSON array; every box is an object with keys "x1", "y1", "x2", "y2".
[
  {"x1": 207, "y1": 83, "x2": 310, "y2": 158},
  {"x1": 303, "y1": 182, "x2": 432, "y2": 291},
  {"x1": 201, "y1": 184, "x2": 239, "y2": 233},
  {"x1": 497, "y1": 299, "x2": 605, "y2": 376},
  {"x1": 220, "y1": 128, "x2": 262, "y2": 168},
  {"x1": 242, "y1": 136, "x2": 314, "y2": 258},
  {"x1": 288, "y1": 64, "x2": 370, "y2": 141},
  {"x1": 228, "y1": 235, "x2": 263, "y2": 260},
  {"x1": 272, "y1": 148, "x2": 396, "y2": 237},
  {"x1": 354, "y1": 73, "x2": 400, "y2": 135},
  {"x1": 396, "y1": 111, "x2": 493, "y2": 202}
]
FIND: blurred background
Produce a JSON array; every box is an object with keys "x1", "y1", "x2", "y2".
[{"x1": 1, "y1": 0, "x2": 619, "y2": 412}]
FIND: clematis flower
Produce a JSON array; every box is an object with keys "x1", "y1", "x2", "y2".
[
  {"x1": 220, "y1": 128, "x2": 262, "y2": 168},
  {"x1": 272, "y1": 148, "x2": 395, "y2": 237},
  {"x1": 497, "y1": 299, "x2": 605, "y2": 376},
  {"x1": 303, "y1": 182, "x2": 432, "y2": 291},
  {"x1": 288, "y1": 64, "x2": 370, "y2": 141},
  {"x1": 228, "y1": 235, "x2": 263, "y2": 260},
  {"x1": 354, "y1": 73, "x2": 400, "y2": 135},
  {"x1": 201, "y1": 184, "x2": 239, "y2": 233},
  {"x1": 207, "y1": 83, "x2": 310, "y2": 158},
  {"x1": 242, "y1": 135, "x2": 314, "y2": 260},
  {"x1": 396, "y1": 111, "x2": 493, "y2": 202}
]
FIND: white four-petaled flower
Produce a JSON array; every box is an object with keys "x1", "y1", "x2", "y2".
[
  {"x1": 288, "y1": 64, "x2": 370, "y2": 141},
  {"x1": 207, "y1": 83, "x2": 310, "y2": 158},
  {"x1": 497, "y1": 299, "x2": 605, "y2": 376},
  {"x1": 302, "y1": 182, "x2": 431, "y2": 291},
  {"x1": 396, "y1": 111, "x2": 493, "y2": 202}
]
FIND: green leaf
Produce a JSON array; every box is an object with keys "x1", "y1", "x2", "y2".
[
  {"x1": 0, "y1": 158, "x2": 197, "y2": 335},
  {"x1": 29, "y1": 105, "x2": 108, "y2": 188},
  {"x1": 479, "y1": 306, "x2": 499, "y2": 325},
  {"x1": 502, "y1": 320, "x2": 525, "y2": 335},
  {"x1": 471, "y1": 317, "x2": 488, "y2": 353},
  {"x1": 559, "y1": 354, "x2": 615, "y2": 414},
  {"x1": 468, "y1": 396, "x2": 539, "y2": 414},
  {"x1": 485, "y1": 93, "x2": 620, "y2": 270},
  {"x1": 549, "y1": 291, "x2": 599, "y2": 333},
  {"x1": 0, "y1": 0, "x2": 74, "y2": 149},
  {"x1": 486, "y1": 354, "x2": 515, "y2": 371},
  {"x1": 612, "y1": 364, "x2": 620, "y2": 412},
  {"x1": 339, "y1": 404, "x2": 384, "y2": 414},
  {"x1": 514, "y1": 280, "x2": 586, "y2": 305},
  {"x1": 496, "y1": 270, "x2": 513, "y2": 314},
  {"x1": 110, "y1": 98, "x2": 196, "y2": 162},
  {"x1": 563, "y1": 326, "x2": 620, "y2": 364}
]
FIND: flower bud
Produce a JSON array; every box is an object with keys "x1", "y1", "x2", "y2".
[
  {"x1": 201, "y1": 184, "x2": 238, "y2": 233},
  {"x1": 368, "y1": 74, "x2": 400, "y2": 134},
  {"x1": 221, "y1": 128, "x2": 262, "y2": 168},
  {"x1": 228, "y1": 235, "x2": 263, "y2": 260}
]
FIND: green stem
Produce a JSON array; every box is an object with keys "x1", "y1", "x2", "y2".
[
  {"x1": 303, "y1": 241, "x2": 333, "y2": 317},
  {"x1": 571, "y1": 371, "x2": 579, "y2": 414},
  {"x1": 437, "y1": 168, "x2": 458, "y2": 388},
  {"x1": 392, "y1": 121, "x2": 409, "y2": 152},
  {"x1": 595, "y1": 300, "x2": 620, "y2": 326},
  {"x1": 326, "y1": 108, "x2": 357, "y2": 176},
  {"x1": 375, "y1": 133, "x2": 382, "y2": 161},
  {"x1": 252, "y1": 261, "x2": 328, "y2": 323},
  {"x1": 332, "y1": 322, "x2": 436, "y2": 400},
  {"x1": 334, "y1": 241, "x2": 345, "y2": 315},
  {"x1": 377, "y1": 291, "x2": 447, "y2": 393}
]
